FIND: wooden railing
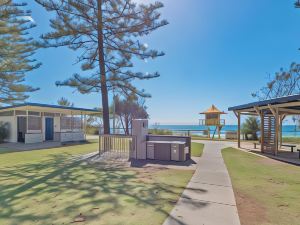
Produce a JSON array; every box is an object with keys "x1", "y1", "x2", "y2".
[
  {"x1": 98, "y1": 134, "x2": 136, "y2": 158},
  {"x1": 150, "y1": 129, "x2": 209, "y2": 137},
  {"x1": 199, "y1": 119, "x2": 225, "y2": 126}
]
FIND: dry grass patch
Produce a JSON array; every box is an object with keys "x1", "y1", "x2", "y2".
[{"x1": 222, "y1": 148, "x2": 300, "y2": 225}]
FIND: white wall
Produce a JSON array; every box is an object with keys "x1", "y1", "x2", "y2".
[
  {"x1": 132, "y1": 119, "x2": 148, "y2": 159},
  {"x1": 0, "y1": 116, "x2": 17, "y2": 142},
  {"x1": 60, "y1": 132, "x2": 85, "y2": 142},
  {"x1": 42, "y1": 116, "x2": 46, "y2": 141},
  {"x1": 54, "y1": 117, "x2": 60, "y2": 132},
  {"x1": 25, "y1": 133, "x2": 43, "y2": 144},
  {"x1": 72, "y1": 132, "x2": 85, "y2": 141}
]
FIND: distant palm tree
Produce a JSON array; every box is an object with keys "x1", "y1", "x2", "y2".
[{"x1": 242, "y1": 116, "x2": 260, "y2": 140}]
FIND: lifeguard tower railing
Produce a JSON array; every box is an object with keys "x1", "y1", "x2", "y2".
[{"x1": 199, "y1": 119, "x2": 225, "y2": 126}]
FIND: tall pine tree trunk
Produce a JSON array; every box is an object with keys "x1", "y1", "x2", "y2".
[
  {"x1": 97, "y1": 0, "x2": 110, "y2": 134},
  {"x1": 125, "y1": 116, "x2": 129, "y2": 135}
]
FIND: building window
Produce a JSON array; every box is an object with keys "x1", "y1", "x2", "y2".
[
  {"x1": 206, "y1": 114, "x2": 218, "y2": 120},
  {"x1": 28, "y1": 111, "x2": 40, "y2": 116},
  {"x1": 61, "y1": 117, "x2": 72, "y2": 130},
  {"x1": 73, "y1": 117, "x2": 82, "y2": 129},
  {"x1": 61, "y1": 116, "x2": 82, "y2": 130},
  {"x1": 28, "y1": 116, "x2": 41, "y2": 131},
  {"x1": 15, "y1": 110, "x2": 27, "y2": 116},
  {"x1": 0, "y1": 111, "x2": 14, "y2": 116},
  {"x1": 44, "y1": 112, "x2": 55, "y2": 117}
]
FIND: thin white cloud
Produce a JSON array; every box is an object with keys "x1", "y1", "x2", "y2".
[{"x1": 21, "y1": 16, "x2": 35, "y2": 23}]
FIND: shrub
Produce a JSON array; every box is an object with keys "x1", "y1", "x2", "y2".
[
  {"x1": 242, "y1": 116, "x2": 260, "y2": 140},
  {"x1": 86, "y1": 126, "x2": 99, "y2": 135},
  {"x1": 148, "y1": 129, "x2": 173, "y2": 135}
]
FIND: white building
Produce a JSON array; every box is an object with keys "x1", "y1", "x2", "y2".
[{"x1": 0, "y1": 103, "x2": 100, "y2": 144}]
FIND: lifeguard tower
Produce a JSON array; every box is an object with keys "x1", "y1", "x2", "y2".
[{"x1": 199, "y1": 105, "x2": 226, "y2": 139}]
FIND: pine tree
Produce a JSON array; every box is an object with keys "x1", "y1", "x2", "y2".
[
  {"x1": 0, "y1": 1, "x2": 40, "y2": 104},
  {"x1": 35, "y1": 0, "x2": 168, "y2": 134},
  {"x1": 57, "y1": 97, "x2": 74, "y2": 107}
]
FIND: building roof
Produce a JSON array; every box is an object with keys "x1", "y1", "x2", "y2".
[
  {"x1": 0, "y1": 102, "x2": 101, "y2": 115},
  {"x1": 200, "y1": 105, "x2": 226, "y2": 114},
  {"x1": 228, "y1": 94, "x2": 300, "y2": 112}
]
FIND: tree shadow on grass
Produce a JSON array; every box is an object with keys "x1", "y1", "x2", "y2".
[
  {"x1": 130, "y1": 158, "x2": 198, "y2": 168},
  {"x1": 0, "y1": 153, "x2": 208, "y2": 225}
]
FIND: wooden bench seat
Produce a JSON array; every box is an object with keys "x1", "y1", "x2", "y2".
[
  {"x1": 253, "y1": 142, "x2": 258, "y2": 149},
  {"x1": 253, "y1": 142, "x2": 261, "y2": 149},
  {"x1": 282, "y1": 144, "x2": 297, "y2": 153}
]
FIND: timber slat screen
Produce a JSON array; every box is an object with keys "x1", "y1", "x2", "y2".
[
  {"x1": 262, "y1": 115, "x2": 276, "y2": 154},
  {"x1": 99, "y1": 135, "x2": 136, "y2": 159}
]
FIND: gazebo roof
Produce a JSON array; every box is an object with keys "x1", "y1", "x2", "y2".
[
  {"x1": 228, "y1": 94, "x2": 300, "y2": 157},
  {"x1": 200, "y1": 105, "x2": 226, "y2": 114},
  {"x1": 228, "y1": 94, "x2": 300, "y2": 115}
]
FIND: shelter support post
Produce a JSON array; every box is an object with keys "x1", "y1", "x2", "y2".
[
  {"x1": 59, "y1": 113, "x2": 62, "y2": 133},
  {"x1": 260, "y1": 111, "x2": 264, "y2": 153},
  {"x1": 279, "y1": 115, "x2": 283, "y2": 148},
  {"x1": 84, "y1": 114, "x2": 87, "y2": 141},
  {"x1": 208, "y1": 127, "x2": 210, "y2": 139},
  {"x1": 237, "y1": 112, "x2": 241, "y2": 148},
  {"x1": 26, "y1": 110, "x2": 29, "y2": 135},
  {"x1": 275, "y1": 108, "x2": 279, "y2": 156},
  {"x1": 71, "y1": 112, "x2": 73, "y2": 132}
]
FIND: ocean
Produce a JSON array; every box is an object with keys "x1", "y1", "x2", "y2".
[{"x1": 150, "y1": 125, "x2": 300, "y2": 137}]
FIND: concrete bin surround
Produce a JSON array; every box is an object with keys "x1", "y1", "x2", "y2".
[
  {"x1": 131, "y1": 119, "x2": 191, "y2": 162},
  {"x1": 146, "y1": 135, "x2": 191, "y2": 161}
]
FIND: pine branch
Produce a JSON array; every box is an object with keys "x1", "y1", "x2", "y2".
[{"x1": 0, "y1": 0, "x2": 40, "y2": 104}]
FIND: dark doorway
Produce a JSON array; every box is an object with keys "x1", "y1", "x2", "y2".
[
  {"x1": 17, "y1": 117, "x2": 27, "y2": 143},
  {"x1": 45, "y1": 118, "x2": 54, "y2": 141}
]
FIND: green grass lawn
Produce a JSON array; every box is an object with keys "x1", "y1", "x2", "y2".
[
  {"x1": 0, "y1": 141, "x2": 193, "y2": 225},
  {"x1": 191, "y1": 136, "x2": 237, "y2": 142},
  {"x1": 222, "y1": 148, "x2": 300, "y2": 225},
  {"x1": 191, "y1": 135, "x2": 300, "y2": 145},
  {"x1": 191, "y1": 142, "x2": 204, "y2": 157}
]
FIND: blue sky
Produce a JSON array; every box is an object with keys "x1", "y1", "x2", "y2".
[{"x1": 24, "y1": 0, "x2": 300, "y2": 125}]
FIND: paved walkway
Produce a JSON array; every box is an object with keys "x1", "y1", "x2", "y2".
[{"x1": 163, "y1": 141, "x2": 240, "y2": 225}]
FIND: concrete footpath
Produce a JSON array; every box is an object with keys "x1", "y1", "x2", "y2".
[{"x1": 163, "y1": 141, "x2": 240, "y2": 225}]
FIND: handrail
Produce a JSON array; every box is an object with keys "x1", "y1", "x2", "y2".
[
  {"x1": 199, "y1": 119, "x2": 225, "y2": 126},
  {"x1": 98, "y1": 134, "x2": 136, "y2": 159},
  {"x1": 99, "y1": 134, "x2": 133, "y2": 138}
]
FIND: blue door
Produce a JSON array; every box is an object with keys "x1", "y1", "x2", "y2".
[{"x1": 45, "y1": 118, "x2": 54, "y2": 141}]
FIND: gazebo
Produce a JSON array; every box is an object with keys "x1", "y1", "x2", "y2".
[
  {"x1": 199, "y1": 105, "x2": 226, "y2": 139},
  {"x1": 228, "y1": 94, "x2": 300, "y2": 155}
]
